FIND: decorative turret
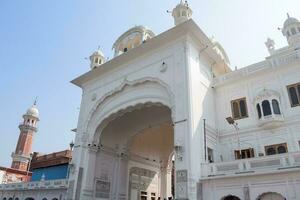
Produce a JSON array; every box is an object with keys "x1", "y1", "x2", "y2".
[
  {"x1": 172, "y1": 0, "x2": 193, "y2": 26},
  {"x1": 282, "y1": 14, "x2": 300, "y2": 48},
  {"x1": 265, "y1": 38, "x2": 276, "y2": 55},
  {"x1": 11, "y1": 101, "x2": 39, "y2": 171},
  {"x1": 90, "y1": 49, "x2": 105, "y2": 70}
]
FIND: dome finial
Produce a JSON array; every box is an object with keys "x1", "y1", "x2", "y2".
[
  {"x1": 34, "y1": 96, "x2": 37, "y2": 106},
  {"x1": 287, "y1": 13, "x2": 290, "y2": 18}
]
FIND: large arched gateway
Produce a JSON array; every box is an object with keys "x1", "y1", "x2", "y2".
[
  {"x1": 68, "y1": 77, "x2": 192, "y2": 200},
  {"x1": 97, "y1": 103, "x2": 174, "y2": 199}
]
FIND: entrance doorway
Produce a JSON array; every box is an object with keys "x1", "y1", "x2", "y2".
[{"x1": 98, "y1": 103, "x2": 174, "y2": 200}]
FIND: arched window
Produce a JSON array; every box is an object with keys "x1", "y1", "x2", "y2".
[
  {"x1": 287, "y1": 30, "x2": 291, "y2": 37},
  {"x1": 277, "y1": 145, "x2": 287, "y2": 154},
  {"x1": 182, "y1": 11, "x2": 187, "y2": 17},
  {"x1": 262, "y1": 100, "x2": 272, "y2": 116},
  {"x1": 42, "y1": 198, "x2": 48, "y2": 200},
  {"x1": 256, "y1": 104, "x2": 262, "y2": 119},
  {"x1": 15, "y1": 198, "x2": 19, "y2": 200},
  {"x1": 8, "y1": 198, "x2": 12, "y2": 200},
  {"x1": 289, "y1": 87, "x2": 299, "y2": 106},
  {"x1": 52, "y1": 198, "x2": 58, "y2": 200},
  {"x1": 272, "y1": 99, "x2": 281, "y2": 114},
  {"x1": 3, "y1": 198, "x2": 7, "y2": 200},
  {"x1": 266, "y1": 147, "x2": 276, "y2": 155},
  {"x1": 123, "y1": 47, "x2": 128, "y2": 52}
]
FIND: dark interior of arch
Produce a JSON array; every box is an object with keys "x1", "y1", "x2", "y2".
[{"x1": 223, "y1": 195, "x2": 241, "y2": 200}]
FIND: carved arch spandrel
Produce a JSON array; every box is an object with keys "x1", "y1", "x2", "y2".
[{"x1": 83, "y1": 77, "x2": 175, "y2": 143}]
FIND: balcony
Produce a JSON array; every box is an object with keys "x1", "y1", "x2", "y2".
[
  {"x1": 0, "y1": 179, "x2": 68, "y2": 191},
  {"x1": 201, "y1": 151, "x2": 300, "y2": 179},
  {"x1": 257, "y1": 113, "x2": 284, "y2": 129}
]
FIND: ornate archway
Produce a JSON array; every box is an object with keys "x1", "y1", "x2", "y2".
[
  {"x1": 75, "y1": 78, "x2": 177, "y2": 200},
  {"x1": 257, "y1": 192, "x2": 286, "y2": 200}
]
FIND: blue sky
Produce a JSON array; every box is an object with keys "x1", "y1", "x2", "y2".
[{"x1": 0, "y1": 0, "x2": 299, "y2": 167}]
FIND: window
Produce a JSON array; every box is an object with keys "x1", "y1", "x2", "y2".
[
  {"x1": 141, "y1": 191, "x2": 147, "y2": 200},
  {"x1": 207, "y1": 148, "x2": 214, "y2": 163},
  {"x1": 272, "y1": 99, "x2": 281, "y2": 114},
  {"x1": 256, "y1": 104, "x2": 262, "y2": 119},
  {"x1": 95, "y1": 57, "x2": 98, "y2": 64},
  {"x1": 265, "y1": 143, "x2": 288, "y2": 156},
  {"x1": 262, "y1": 100, "x2": 272, "y2": 116},
  {"x1": 287, "y1": 83, "x2": 300, "y2": 107},
  {"x1": 123, "y1": 47, "x2": 128, "y2": 52},
  {"x1": 231, "y1": 98, "x2": 248, "y2": 119},
  {"x1": 151, "y1": 193, "x2": 156, "y2": 200},
  {"x1": 291, "y1": 27, "x2": 297, "y2": 35},
  {"x1": 235, "y1": 148, "x2": 254, "y2": 159},
  {"x1": 287, "y1": 31, "x2": 291, "y2": 37}
]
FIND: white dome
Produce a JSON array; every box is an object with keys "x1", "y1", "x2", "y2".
[
  {"x1": 91, "y1": 50, "x2": 105, "y2": 58},
  {"x1": 26, "y1": 105, "x2": 39, "y2": 118},
  {"x1": 284, "y1": 17, "x2": 299, "y2": 28},
  {"x1": 112, "y1": 26, "x2": 155, "y2": 57}
]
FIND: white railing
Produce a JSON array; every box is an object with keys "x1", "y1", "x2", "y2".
[
  {"x1": 0, "y1": 179, "x2": 68, "y2": 191},
  {"x1": 202, "y1": 151, "x2": 300, "y2": 178}
]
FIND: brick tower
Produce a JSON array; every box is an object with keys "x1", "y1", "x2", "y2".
[{"x1": 11, "y1": 101, "x2": 39, "y2": 171}]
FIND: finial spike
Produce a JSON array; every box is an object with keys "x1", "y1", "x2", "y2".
[
  {"x1": 97, "y1": 45, "x2": 101, "y2": 50},
  {"x1": 287, "y1": 13, "x2": 290, "y2": 18},
  {"x1": 33, "y1": 97, "x2": 38, "y2": 106}
]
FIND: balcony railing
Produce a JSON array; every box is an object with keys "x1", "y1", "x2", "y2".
[
  {"x1": 201, "y1": 151, "x2": 300, "y2": 178},
  {"x1": 0, "y1": 179, "x2": 68, "y2": 191},
  {"x1": 257, "y1": 114, "x2": 284, "y2": 129}
]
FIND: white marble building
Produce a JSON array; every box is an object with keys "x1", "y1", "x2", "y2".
[
  {"x1": 1, "y1": 1, "x2": 300, "y2": 200},
  {"x1": 67, "y1": 1, "x2": 300, "y2": 200}
]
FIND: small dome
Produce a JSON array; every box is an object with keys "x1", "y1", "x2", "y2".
[
  {"x1": 26, "y1": 104, "x2": 39, "y2": 118},
  {"x1": 90, "y1": 49, "x2": 105, "y2": 58},
  {"x1": 283, "y1": 17, "x2": 299, "y2": 28},
  {"x1": 112, "y1": 26, "x2": 155, "y2": 57}
]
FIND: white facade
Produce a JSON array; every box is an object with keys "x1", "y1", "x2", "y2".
[
  {"x1": 67, "y1": 4, "x2": 300, "y2": 200},
  {"x1": 1, "y1": 2, "x2": 300, "y2": 200}
]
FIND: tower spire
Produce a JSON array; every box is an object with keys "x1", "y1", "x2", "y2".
[{"x1": 11, "y1": 103, "x2": 39, "y2": 171}]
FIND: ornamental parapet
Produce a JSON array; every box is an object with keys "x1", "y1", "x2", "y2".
[
  {"x1": 0, "y1": 179, "x2": 68, "y2": 191},
  {"x1": 201, "y1": 151, "x2": 300, "y2": 179},
  {"x1": 18, "y1": 124, "x2": 38, "y2": 132}
]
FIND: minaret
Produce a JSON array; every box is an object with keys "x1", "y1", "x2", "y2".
[
  {"x1": 282, "y1": 14, "x2": 300, "y2": 48},
  {"x1": 172, "y1": 0, "x2": 193, "y2": 26},
  {"x1": 89, "y1": 48, "x2": 106, "y2": 70},
  {"x1": 11, "y1": 101, "x2": 39, "y2": 171}
]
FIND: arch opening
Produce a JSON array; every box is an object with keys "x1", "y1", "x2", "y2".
[
  {"x1": 222, "y1": 195, "x2": 241, "y2": 200},
  {"x1": 95, "y1": 103, "x2": 175, "y2": 200},
  {"x1": 257, "y1": 192, "x2": 286, "y2": 200}
]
